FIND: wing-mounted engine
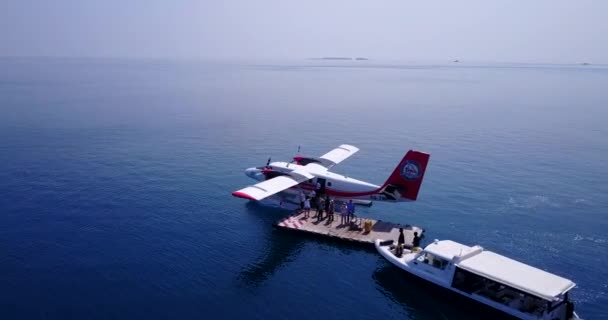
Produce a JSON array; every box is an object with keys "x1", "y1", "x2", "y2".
[
  {"x1": 292, "y1": 156, "x2": 323, "y2": 166},
  {"x1": 261, "y1": 168, "x2": 291, "y2": 180}
]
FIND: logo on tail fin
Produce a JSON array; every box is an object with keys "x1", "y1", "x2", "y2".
[{"x1": 401, "y1": 160, "x2": 421, "y2": 180}]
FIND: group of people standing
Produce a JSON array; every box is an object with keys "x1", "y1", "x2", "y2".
[
  {"x1": 299, "y1": 181, "x2": 355, "y2": 225},
  {"x1": 296, "y1": 180, "x2": 421, "y2": 257}
]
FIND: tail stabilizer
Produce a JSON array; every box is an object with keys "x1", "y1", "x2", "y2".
[{"x1": 379, "y1": 150, "x2": 430, "y2": 201}]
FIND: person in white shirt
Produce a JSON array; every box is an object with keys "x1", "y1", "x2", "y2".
[{"x1": 303, "y1": 196, "x2": 311, "y2": 218}]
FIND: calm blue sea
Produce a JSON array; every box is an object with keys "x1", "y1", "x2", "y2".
[{"x1": 1, "y1": 57, "x2": 607, "y2": 319}]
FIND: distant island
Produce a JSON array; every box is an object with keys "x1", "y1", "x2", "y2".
[
  {"x1": 309, "y1": 57, "x2": 370, "y2": 61},
  {"x1": 320, "y1": 57, "x2": 351, "y2": 60}
]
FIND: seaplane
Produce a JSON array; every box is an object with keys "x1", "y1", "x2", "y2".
[{"x1": 232, "y1": 144, "x2": 430, "y2": 205}]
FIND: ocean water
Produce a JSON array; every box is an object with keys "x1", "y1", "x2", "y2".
[{"x1": 1, "y1": 57, "x2": 607, "y2": 319}]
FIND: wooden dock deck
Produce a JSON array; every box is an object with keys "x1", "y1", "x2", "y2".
[{"x1": 274, "y1": 209, "x2": 424, "y2": 247}]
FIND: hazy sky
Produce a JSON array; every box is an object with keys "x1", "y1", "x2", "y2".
[{"x1": 1, "y1": 0, "x2": 607, "y2": 63}]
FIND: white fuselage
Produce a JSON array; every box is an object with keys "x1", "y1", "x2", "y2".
[{"x1": 245, "y1": 161, "x2": 389, "y2": 202}]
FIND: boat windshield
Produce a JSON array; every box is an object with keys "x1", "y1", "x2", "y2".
[{"x1": 416, "y1": 252, "x2": 448, "y2": 270}]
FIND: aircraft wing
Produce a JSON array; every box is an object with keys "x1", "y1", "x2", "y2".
[
  {"x1": 318, "y1": 144, "x2": 359, "y2": 168},
  {"x1": 232, "y1": 169, "x2": 314, "y2": 201}
]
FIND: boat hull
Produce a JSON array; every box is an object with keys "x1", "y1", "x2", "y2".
[
  {"x1": 374, "y1": 240, "x2": 577, "y2": 320},
  {"x1": 384, "y1": 263, "x2": 521, "y2": 319}
]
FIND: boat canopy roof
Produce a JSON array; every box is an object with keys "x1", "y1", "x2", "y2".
[
  {"x1": 457, "y1": 251, "x2": 576, "y2": 301},
  {"x1": 424, "y1": 240, "x2": 477, "y2": 260}
]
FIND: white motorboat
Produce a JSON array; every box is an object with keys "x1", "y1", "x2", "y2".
[{"x1": 375, "y1": 239, "x2": 581, "y2": 320}]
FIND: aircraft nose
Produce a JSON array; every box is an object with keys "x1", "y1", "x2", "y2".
[{"x1": 245, "y1": 167, "x2": 260, "y2": 178}]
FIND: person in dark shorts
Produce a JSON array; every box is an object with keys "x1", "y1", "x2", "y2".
[
  {"x1": 346, "y1": 199, "x2": 355, "y2": 223},
  {"x1": 412, "y1": 231, "x2": 421, "y2": 251},
  {"x1": 299, "y1": 190, "x2": 305, "y2": 212},
  {"x1": 316, "y1": 197, "x2": 325, "y2": 222},
  {"x1": 396, "y1": 228, "x2": 405, "y2": 257}
]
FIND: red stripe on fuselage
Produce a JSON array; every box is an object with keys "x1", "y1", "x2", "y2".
[
  {"x1": 322, "y1": 188, "x2": 377, "y2": 197},
  {"x1": 290, "y1": 183, "x2": 379, "y2": 197}
]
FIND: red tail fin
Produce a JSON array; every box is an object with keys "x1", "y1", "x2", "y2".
[{"x1": 380, "y1": 150, "x2": 430, "y2": 201}]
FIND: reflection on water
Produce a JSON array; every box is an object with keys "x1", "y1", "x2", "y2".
[
  {"x1": 237, "y1": 202, "x2": 306, "y2": 287},
  {"x1": 373, "y1": 263, "x2": 493, "y2": 320}
]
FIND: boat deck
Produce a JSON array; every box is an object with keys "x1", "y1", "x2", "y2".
[{"x1": 274, "y1": 209, "x2": 424, "y2": 247}]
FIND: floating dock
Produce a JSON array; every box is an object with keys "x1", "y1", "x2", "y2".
[{"x1": 274, "y1": 209, "x2": 424, "y2": 247}]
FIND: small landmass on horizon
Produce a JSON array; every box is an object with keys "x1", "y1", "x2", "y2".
[{"x1": 309, "y1": 57, "x2": 370, "y2": 61}]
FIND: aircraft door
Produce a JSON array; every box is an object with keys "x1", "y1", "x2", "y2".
[{"x1": 316, "y1": 178, "x2": 327, "y2": 195}]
